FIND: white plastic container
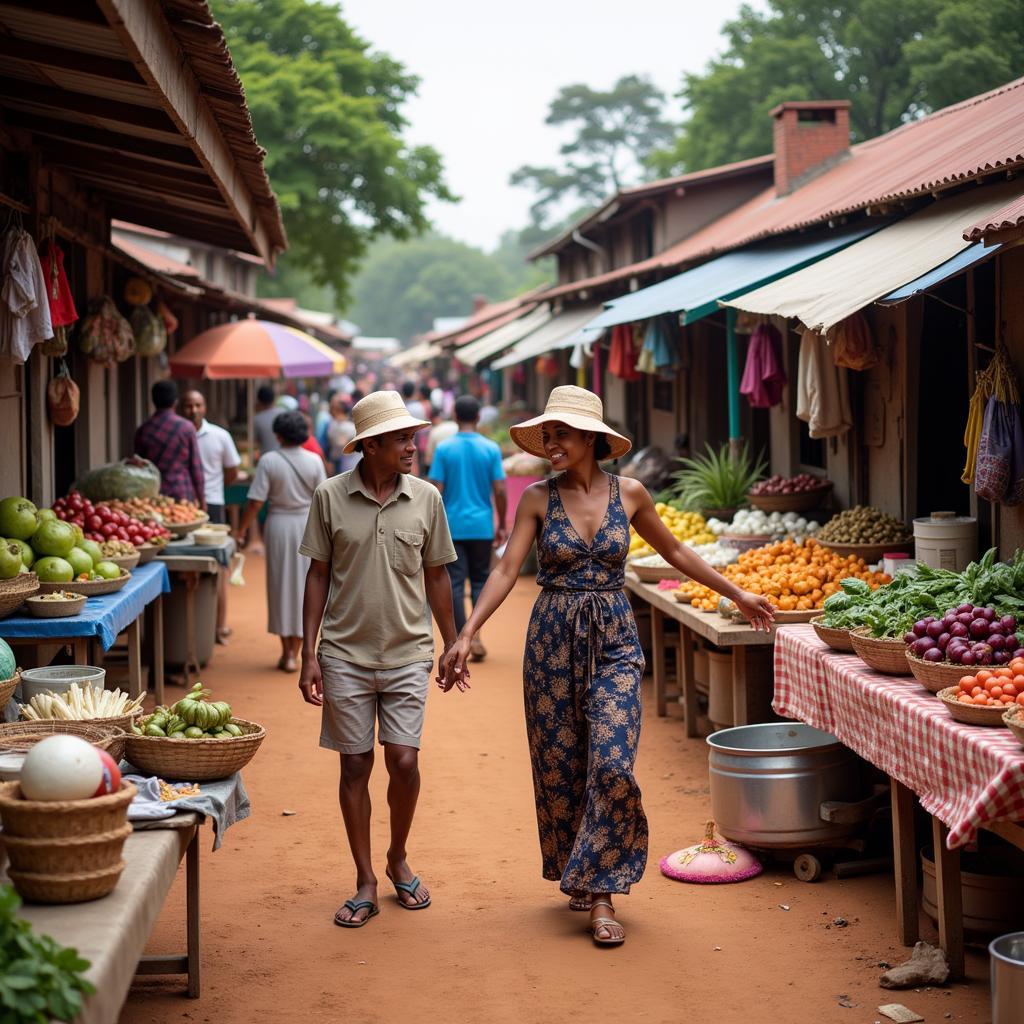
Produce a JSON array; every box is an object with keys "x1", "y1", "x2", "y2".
[
  {"x1": 18, "y1": 665, "x2": 106, "y2": 704},
  {"x1": 707, "y1": 650, "x2": 734, "y2": 729},
  {"x1": 913, "y1": 513, "x2": 977, "y2": 571}
]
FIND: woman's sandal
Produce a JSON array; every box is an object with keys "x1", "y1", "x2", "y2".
[
  {"x1": 385, "y1": 869, "x2": 431, "y2": 910},
  {"x1": 568, "y1": 895, "x2": 592, "y2": 912},
  {"x1": 589, "y1": 900, "x2": 625, "y2": 946},
  {"x1": 334, "y1": 899, "x2": 379, "y2": 928}
]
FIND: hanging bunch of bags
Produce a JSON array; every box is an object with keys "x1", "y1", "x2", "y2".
[
  {"x1": 972, "y1": 347, "x2": 1024, "y2": 505},
  {"x1": 46, "y1": 360, "x2": 80, "y2": 427},
  {"x1": 79, "y1": 296, "x2": 135, "y2": 368}
]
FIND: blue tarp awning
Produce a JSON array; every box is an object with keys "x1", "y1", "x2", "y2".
[
  {"x1": 877, "y1": 240, "x2": 1001, "y2": 305},
  {"x1": 582, "y1": 222, "x2": 880, "y2": 333}
]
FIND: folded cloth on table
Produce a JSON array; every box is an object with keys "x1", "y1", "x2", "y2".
[{"x1": 122, "y1": 768, "x2": 251, "y2": 851}]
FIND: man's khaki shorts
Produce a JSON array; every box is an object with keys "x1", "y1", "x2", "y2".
[{"x1": 319, "y1": 655, "x2": 433, "y2": 755}]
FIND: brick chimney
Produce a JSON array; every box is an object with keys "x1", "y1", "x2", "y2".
[{"x1": 770, "y1": 100, "x2": 851, "y2": 196}]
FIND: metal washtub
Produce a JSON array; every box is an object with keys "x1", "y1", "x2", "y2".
[{"x1": 707, "y1": 723, "x2": 868, "y2": 849}]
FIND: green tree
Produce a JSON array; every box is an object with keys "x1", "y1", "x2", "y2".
[
  {"x1": 345, "y1": 236, "x2": 517, "y2": 341},
  {"x1": 650, "y1": 0, "x2": 1024, "y2": 176},
  {"x1": 212, "y1": 0, "x2": 453, "y2": 304},
  {"x1": 511, "y1": 75, "x2": 675, "y2": 226}
]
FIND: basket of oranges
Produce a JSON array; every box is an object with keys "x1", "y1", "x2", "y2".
[{"x1": 937, "y1": 659, "x2": 1024, "y2": 726}]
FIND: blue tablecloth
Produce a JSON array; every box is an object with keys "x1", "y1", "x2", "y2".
[
  {"x1": 159, "y1": 536, "x2": 235, "y2": 567},
  {"x1": 0, "y1": 561, "x2": 170, "y2": 651}
]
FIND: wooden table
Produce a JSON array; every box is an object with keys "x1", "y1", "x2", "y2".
[
  {"x1": 157, "y1": 554, "x2": 220, "y2": 688},
  {"x1": 625, "y1": 573, "x2": 778, "y2": 735}
]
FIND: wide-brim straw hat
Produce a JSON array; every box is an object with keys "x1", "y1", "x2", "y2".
[
  {"x1": 344, "y1": 390, "x2": 430, "y2": 454},
  {"x1": 510, "y1": 385, "x2": 631, "y2": 462}
]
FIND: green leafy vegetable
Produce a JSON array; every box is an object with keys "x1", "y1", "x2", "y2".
[{"x1": 0, "y1": 885, "x2": 94, "y2": 1022}]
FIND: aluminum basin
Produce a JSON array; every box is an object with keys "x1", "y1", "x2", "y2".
[{"x1": 707, "y1": 723, "x2": 867, "y2": 848}]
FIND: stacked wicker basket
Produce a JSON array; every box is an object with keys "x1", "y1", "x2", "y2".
[{"x1": 0, "y1": 780, "x2": 136, "y2": 903}]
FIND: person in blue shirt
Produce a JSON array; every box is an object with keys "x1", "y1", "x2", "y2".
[{"x1": 429, "y1": 395, "x2": 507, "y2": 662}]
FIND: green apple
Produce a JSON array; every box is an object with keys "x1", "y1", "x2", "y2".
[
  {"x1": 6, "y1": 538, "x2": 33, "y2": 568},
  {"x1": 65, "y1": 546, "x2": 94, "y2": 577},
  {"x1": 0, "y1": 497, "x2": 38, "y2": 541},
  {"x1": 34, "y1": 508, "x2": 58, "y2": 525},
  {"x1": 77, "y1": 539, "x2": 103, "y2": 564},
  {"x1": 33, "y1": 555, "x2": 74, "y2": 583},
  {"x1": 30, "y1": 519, "x2": 76, "y2": 558},
  {"x1": 94, "y1": 560, "x2": 121, "y2": 580},
  {"x1": 0, "y1": 541, "x2": 22, "y2": 580}
]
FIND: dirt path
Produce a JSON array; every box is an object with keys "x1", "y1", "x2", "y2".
[{"x1": 121, "y1": 555, "x2": 991, "y2": 1024}]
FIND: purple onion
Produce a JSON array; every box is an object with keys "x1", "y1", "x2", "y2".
[
  {"x1": 970, "y1": 618, "x2": 991, "y2": 639},
  {"x1": 942, "y1": 612, "x2": 958, "y2": 628},
  {"x1": 949, "y1": 622, "x2": 969, "y2": 638},
  {"x1": 961, "y1": 651, "x2": 977, "y2": 666},
  {"x1": 957, "y1": 603, "x2": 974, "y2": 614},
  {"x1": 989, "y1": 634, "x2": 1006, "y2": 651},
  {"x1": 1001, "y1": 615, "x2": 1018, "y2": 633},
  {"x1": 903, "y1": 632, "x2": 918, "y2": 646},
  {"x1": 926, "y1": 621, "x2": 945, "y2": 640},
  {"x1": 948, "y1": 648, "x2": 964, "y2": 664},
  {"x1": 923, "y1": 648, "x2": 945, "y2": 663},
  {"x1": 911, "y1": 638, "x2": 936, "y2": 657},
  {"x1": 980, "y1": 607, "x2": 996, "y2": 621},
  {"x1": 957, "y1": 612, "x2": 974, "y2": 627},
  {"x1": 1015, "y1": 648, "x2": 1024, "y2": 660},
  {"x1": 994, "y1": 650, "x2": 1011, "y2": 665},
  {"x1": 938, "y1": 633, "x2": 951, "y2": 651},
  {"x1": 913, "y1": 620, "x2": 930, "y2": 637}
]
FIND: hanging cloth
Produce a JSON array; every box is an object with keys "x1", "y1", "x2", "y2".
[
  {"x1": 38, "y1": 241, "x2": 78, "y2": 328},
  {"x1": 796, "y1": 327, "x2": 851, "y2": 438},
  {"x1": 641, "y1": 315, "x2": 680, "y2": 373},
  {"x1": 607, "y1": 323, "x2": 641, "y2": 380},
  {"x1": 830, "y1": 311, "x2": 879, "y2": 371},
  {"x1": 0, "y1": 228, "x2": 54, "y2": 363},
  {"x1": 739, "y1": 323, "x2": 787, "y2": 409}
]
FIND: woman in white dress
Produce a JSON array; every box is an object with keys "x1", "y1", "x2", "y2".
[{"x1": 239, "y1": 410, "x2": 326, "y2": 671}]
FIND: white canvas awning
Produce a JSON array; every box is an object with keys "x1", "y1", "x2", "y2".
[
  {"x1": 491, "y1": 305, "x2": 602, "y2": 371},
  {"x1": 454, "y1": 305, "x2": 552, "y2": 366},
  {"x1": 721, "y1": 182, "x2": 1024, "y2": 332}
]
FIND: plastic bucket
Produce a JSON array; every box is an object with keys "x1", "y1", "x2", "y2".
[
  {"x1": 913, "y1": 513, "x2": 977, "y2": 571},
  {"x1": 19, "y1": 666, "x2": 106, "y2": 703},
  {"x1": 989, "y1": 931, "x2": 1024, "y2": 1023}
]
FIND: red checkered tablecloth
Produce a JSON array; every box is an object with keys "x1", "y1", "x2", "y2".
[{"x1": 774, "y1": 624, "x2": 1024, "y2": 849}]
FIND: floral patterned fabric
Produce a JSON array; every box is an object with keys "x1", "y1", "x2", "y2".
[{"x1": 524, "y1": 475, "x2": 648, "y2": 895}]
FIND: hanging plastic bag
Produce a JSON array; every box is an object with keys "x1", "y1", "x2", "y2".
[
  {"x1": 79, "y1": 297, "x2": 135, "y2": 368},
  {"x1": 130, "y1": 304, "x2": 167, "y2": 357},
  {"x1": 46, "y1": 361, "x2": 80, "y2": 427},
  {"x1": 974, "y1": 348, "x2": 1023, "y2": 503},
  {"x1": 830, "y1": 312, "x2": 880, "y2": 371},
  {"x1": 41, "y1": 325, "x2": 68, "y2": 358}
]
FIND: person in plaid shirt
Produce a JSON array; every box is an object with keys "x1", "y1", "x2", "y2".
[{"x1": 134, "y1": 379, "x2": 205, "y2": 506}]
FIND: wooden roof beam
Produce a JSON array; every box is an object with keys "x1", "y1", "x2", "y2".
[
  {"x1": 96, "y1": 0, "x2": 273, "y2": 265},
  {"x1": 0, "y1": 35, "x2": 143, "y2": 85}
]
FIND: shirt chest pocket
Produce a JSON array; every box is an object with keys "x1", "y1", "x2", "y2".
[{"x1": 391, "y1": 529, "x2": 424, "y2": 576}]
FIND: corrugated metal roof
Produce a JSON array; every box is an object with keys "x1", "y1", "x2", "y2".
[
  {"x1": 963, "y1": 194, "x2": 1024, "y2": 241},
  {"x1": 536, "y1": 75, "x2": 1024, "y2": 302}
]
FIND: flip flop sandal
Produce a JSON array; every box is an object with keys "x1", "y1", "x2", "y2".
[
  {"x1": 385, "y1": 870, "x2": 431, "y2": 910},
  {"x1": 568, "y1": 895, "x2": 593, "y2": 912},
  {"x1": 589, "y1": 900, "x2": 625, "y2": 946},
  {"x1": 334, "y1": 899, "x2": 379, "y2": 928}
]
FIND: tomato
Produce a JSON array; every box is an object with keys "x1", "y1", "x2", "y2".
[
  {"x1": 971, "y1": 685, "x2": 984, "y2": 697},
  {"x1": 101, "y1": 522, "x2": 117, "y2": 537},
  {"x1": 977, "y1": 670, "x2": 993, "y2": 684},
  {"x1": 1017, "y1": 693, "x2": 1024, "y2": 706}
]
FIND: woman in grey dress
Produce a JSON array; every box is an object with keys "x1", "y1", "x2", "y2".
[{"x1": 239, "y1": 410, "x2": 326, "y2": 671}]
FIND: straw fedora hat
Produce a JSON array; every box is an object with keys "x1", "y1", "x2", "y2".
[
  {"x1": 344, "y1": 390, "x2": 430, "y2": 454},
  {"x1": 510, "y1": 386, "x2": 631, "y2": 461}
]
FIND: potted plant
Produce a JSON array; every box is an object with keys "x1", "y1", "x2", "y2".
[{"x1": 665, "y1": 443, "x2": 766, "y2": 520}]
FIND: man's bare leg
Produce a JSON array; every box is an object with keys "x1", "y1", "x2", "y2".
[
  {"x1": 383, "y1": 744, "x2": 429, "y2": 907},
  {"x1": 334, "y1": 750, "x2": 378, "y2": 923}
]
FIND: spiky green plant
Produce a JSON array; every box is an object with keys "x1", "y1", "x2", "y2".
[{"x1": 666, "y1": 443, "x2": 767, "y2": 511}]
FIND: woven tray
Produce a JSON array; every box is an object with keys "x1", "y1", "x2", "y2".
[
  {"x1": 107, "y1": 551, "x2": 141, "y2": 570},
  {"x1": 937, "y1": 686, "x2": 1011, "y2": 727},
  {"x1": 850, "y1": 627, "x2": 911, "y2": 675},
  {"x1": 24, "y1": 593, "x2": 87, "y2": 618},
  {"x1": 166, "y1": 514, "x2": 209, "y2": 537},
  {"x1": 136, "y1": 543, "x2": 158, "y2": 564},
  {"x1": 1003, "y1": 705, "x2": 1024, "y2": 747},
  {"x1": 8, "y1": 861, "x2": 126, "y2": 904},
  {"x1": 719, "y1": 534, "x2": 774, "y2": 552},
  {"x1": 632, "y1": 563, "x2": 685, "y2": 583},
  {"x1": 772, "y1": 609, "x2": 820, "y2": 624},
  {"x1": 0, "y1": 780, "x2": 136, "y2": 838},
  {"x1": 810, "y1": 617, "x2": 855, "y2": 652},
  {"x1": 818, "y1": 540, "x2": 914, "y2": 564},
  {"x1": 747, "y1": 482, "x2": 833, "y2": 513},
  {"x1": 123, "y1": 717, "x2": 266, "y2": 781},
  {"x1": 0, "y1": 673, "x2": 18, "y2": 712},
  {"x1": 0, "y1": 720, "x2": 127, "y2": 763},
  {"x1": 36, "y1": 570, "x2": 130, "y2": 596},
  {"x1": 2, "y1": 822, "x2": 132, "y2": 874},
  {"x1": 0, "y1": 573, "x2": 39, "y2": 618},
  {"x1": 905, "y1": 652, "x2": 969, "y2": 693}
]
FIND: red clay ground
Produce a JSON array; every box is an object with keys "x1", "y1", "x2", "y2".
[{"x1": 120, "y1": 555, "x2": 993, "y2": 1024}]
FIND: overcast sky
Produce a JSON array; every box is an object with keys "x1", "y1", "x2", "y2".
[{"x1": 337, "y1": 0, "x2": 752, "y2": 251}]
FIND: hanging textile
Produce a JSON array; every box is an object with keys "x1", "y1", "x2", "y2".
[
  {"x1": 640, "y1": 316, "x2": 679, "y2": 373},
  {"x1": 739, "y1": 323, "x2": 787, "y2": 409},
  {"x1": 974, "y1": 349, "x2": 1024, "y2": 505},
  {"x1": 796, "y1": 328, "x2": 851, "y2": 439},
  {"x1": 962, "y1": 363, "x2": 995, "y2": 485},
  {"x1": 607, "y1": 323, "x2": 641, "y2": 380},
  {"x1": 830, "y1": 311, "x2": 880, "y2": 371},
  {"x1": 38, "y1": 241, "x2": 77, "y2": 328},
  {"x1": 0, "y1": 227, "x2": 54, "y2": 363}
]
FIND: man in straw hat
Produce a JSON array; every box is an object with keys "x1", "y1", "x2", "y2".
[
  {"x1": 441, "y1": 386, "x2": 774, "y2": 946},
  {"x1": 299, "y1": 390, "x2": 460, "y2": 928}
]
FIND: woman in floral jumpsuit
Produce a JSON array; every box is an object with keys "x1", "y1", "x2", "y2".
[{"x1": 443, "y1": 387, "x2": 773, "y2": 946}]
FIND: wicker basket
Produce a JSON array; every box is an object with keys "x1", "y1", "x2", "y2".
[
  {"x1": 818, "y1": 540, "x2": 914, "y2": 564},
  {"x1": 850, "y1": 627, "x2": 911, "y2": 675},
  {"x1": 36, "y1": 570, "x2": 130, "y2": 596},
  {"x1": 25, "y1": 593, "x2": 87, "y2": 618},
  {"x1": 0, "y1": 573, "x2": 39, "y2": 618},
  {"x1": 166, "y1": 514, "x2": 209, "y2": 537},
  {"x1": 719, "y1": 534, "x2": 773, "y2": 553},
  {"x1": 937, "y1": 686, "x2": 1011, "y2": 727},
  {"x1": 136, "y1": 543, "x2": 158, "y2": 564},
  {"x1": 810, "y1": 617, "x2": 856, "y2": 652},
  {"x1": 107, "y1": 551, "x2": 141, "y2": 570},
  {"x1": 0, "y1": 672, "x2": 18, "y2": 712},
  {"x1": 7, "y1": 861, "x2": 126, "y2": 904},
  {"x1": 0, "y1": 720, "x2": 127, "y2": 763},
  {"x1": 747, "y1": 482, "x2": 833, "y2": 514},
  {"x1": 2, "y1": 822, "x2": 132, "y2": 874},
  {"x1": 632, "y1": 563, "x2": 684, "y2": 584},
  {"x1": 772, "y1": 609, "x2": 820, "y2": 624},
  {"x1": 123, "y1": 717, "x2": 265, "y2": 780},
  {"x1": 0, "y1": 780, "x2": 136, "y2": 838},
  {"x1": 905, "y1": 652, "x2": 970, "y2": 693},
  {"x1": 1003, "y1": 705, "x2": 1024, "y2": 747}
]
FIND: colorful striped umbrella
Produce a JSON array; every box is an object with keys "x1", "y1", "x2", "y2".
[{"x1": 168, "y1": 319, "x2": 346, "y2": 379}]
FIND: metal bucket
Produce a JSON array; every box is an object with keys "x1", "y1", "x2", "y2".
[
  {"x1": 990, "y1": 932, "x2": 1024, "y2": 1024},
  {"x1": 707, "y1": 723, "x2": 867, "y2": 848}
]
